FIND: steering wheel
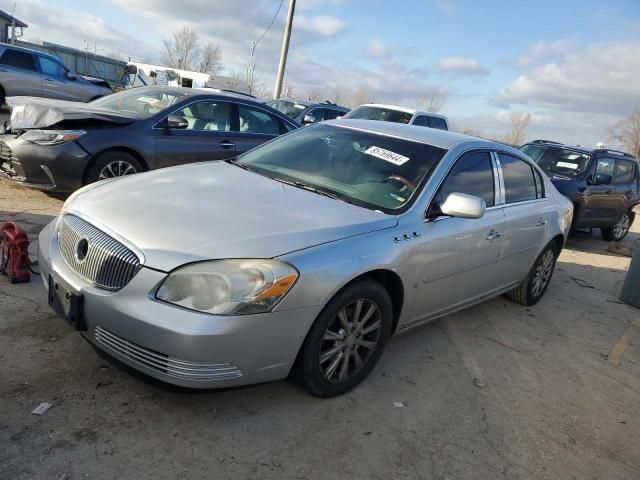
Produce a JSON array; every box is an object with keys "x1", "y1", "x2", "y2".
[{"x1": 385, "y1": 174, "x2": 415, "y2": 192}]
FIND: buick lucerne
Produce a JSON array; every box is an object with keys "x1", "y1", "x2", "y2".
[{"x1": 39, "y1": 121, "x2": 573, "y2": 397}]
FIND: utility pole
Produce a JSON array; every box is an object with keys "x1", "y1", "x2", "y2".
[{"x1": 273, "y1": 0, "x2": 295, "y2": 99}]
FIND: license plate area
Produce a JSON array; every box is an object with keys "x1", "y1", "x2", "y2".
[{"x1": 48, "y1": 274, "x2": 86, "y2": 331}]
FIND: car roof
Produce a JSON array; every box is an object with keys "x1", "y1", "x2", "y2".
[
  {"x1": 523, "y1": 140, "x2": 636, "y2": 159},
  {"x1": 326, "y1": 119, "x2": 514, "y2": 151},
  {"x1": 0, "y1": 43, "x2": 61, "y2": 63},
  {"x1": 129, "y1": 85, "x2": 264, "y2": 103},
  {"x1": 353, "y1": 104, "x2": 448, "y2": 120},
  {"x1": 270, "y1": 98, "x2": 348, "y2": 110}
]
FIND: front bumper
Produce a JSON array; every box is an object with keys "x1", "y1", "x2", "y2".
[
  {"x1": 38, "y1": 220, "x2": 321, "y2": 388},
  {"x1": 0, "y1": 136, "x2": 90, "y2": 192}
]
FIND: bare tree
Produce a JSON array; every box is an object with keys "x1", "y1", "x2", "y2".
[
  {"x1": 347, "y1": 84, "x2": 375, "y2": 108},
  {"x1": 162, "y1": 27, "x2": 201, "y2": 70},
  {"x1": 328, "y1": 85, "x2": 345, "y2": 106},
  {"x1": 609, "y1": 107, "x2": 640, "y2": 159},
  {"x1": 307, "y1": 86, "x2": 326, "y2": 102},
  {"x1": 416, "y1": 87, "x2": 449, "y2": 113},
  {"x1": 502, "y1": 111, "x2": 532, "y2": 146},
  {"x1": 198, "y1": 43, "x2": 223, "y2": 75},
  {"x1": 282, "y1": 78, "x2": 296, "y2": 98}
]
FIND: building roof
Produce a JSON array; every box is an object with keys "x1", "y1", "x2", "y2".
[{"x1": 0, "y1": 9, "x2": 28, "y2": 28}]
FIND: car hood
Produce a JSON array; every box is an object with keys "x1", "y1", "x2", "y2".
[
  {"x1": 6, "y1": 96, "x2": 134, "y2": 130},
  {"x1": 66, "y1": 162, "x2": 398, "y2": 271}
]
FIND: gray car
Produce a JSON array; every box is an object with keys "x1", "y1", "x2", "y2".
[
  {"x1": 0, "y1": 44, "x2": 112, "y2": 105},
  {"x1": 38, "y1": 121, "x2": 573, "y2": 397}
]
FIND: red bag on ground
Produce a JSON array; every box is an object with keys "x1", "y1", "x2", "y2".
[{"x1": 1, "y1": 222, "x2": 31, "y2": 284}]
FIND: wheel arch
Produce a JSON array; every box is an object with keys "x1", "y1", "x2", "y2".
[
  {"x1": 83, "y1": 146, "x2": 150, "y2": 184},
  {"x1": 552, "y1": 233, "x2": 566, "y2": 253}
]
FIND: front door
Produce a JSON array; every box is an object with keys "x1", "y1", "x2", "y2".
[
  {"x1": 38, "y1": 56, "x2": 81, "y2": 101},
  {"x1": 583, "y1": 157, "x2": 619, "y2": 226},
  {"x1": 155, "y1": 100, "x2": 236, "y2": 169},
  {"x1": 411, "y1": 151, "x2": 505, "y2": 322},
  {"x1": 0, "y1": 48, "x2": 42, "y2": 97}
]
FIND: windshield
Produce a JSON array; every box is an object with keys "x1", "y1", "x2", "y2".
[
  {"x1": 236, "y1": 124, "x2": 446, "y2": 213},
  {"x1": 521, "y1": 144, "x2": 592, "y2": 177},
  {"x1": 344, "y1": 106, "x2": 413, "y2": 124},
  {"x1": 90, "y1": 89, "x2": 188, "y2": 119},
  {"x1": 267, "y1": 100, "x2": 308, "y2": 118}
]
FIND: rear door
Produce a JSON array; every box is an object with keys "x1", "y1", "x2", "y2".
[
  {"x1": 38, "y1": 56, "x2": 82, "y2": 101},
  {"x1": 0, "y1": 48, "x2": 42, "y2": 97},
  {"x1": 612, "y1": 158, "x2": 637, "y2": 217},
  {"x1": 232, "y1": 104, "x2": 288, "y2": 154},
  {"x1": 497, "y1": 152, "x2": 551, "y2": 285},
  {"x1": 154, "y1": 99, "x2": 236, "y2": 168}
]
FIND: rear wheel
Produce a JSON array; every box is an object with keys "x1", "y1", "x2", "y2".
[
  {"x1": 296, "y1": 279, "x2": 393, "y2": 397},
  {"x1": 601, "y1": 210, "x2": 634, "y2": 241},
  {"x1": 506, "y1": 242, "x2": 558, "y2": 306},
  {"x1": 84, "y1": 150, "x2": 142, "y2": 185}
]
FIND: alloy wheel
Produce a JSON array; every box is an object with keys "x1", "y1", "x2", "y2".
[
  {"x1": 531, "y1": 249, "x2": 554, "y2": 298},
  {"x1": 613, "y1": 213, "x2": 630, "y2": 240},
  {"x1": 98, "y1": 160, "x2": 138, "y2": 180},
  {"x1": 319, "y1": 298, "x2": 382, "y2": 383}
]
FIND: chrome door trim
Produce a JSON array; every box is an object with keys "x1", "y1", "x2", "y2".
[{"x1": 491, "y1": 151, "x2": 506, "y2": 205}]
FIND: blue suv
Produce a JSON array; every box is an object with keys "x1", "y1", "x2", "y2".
[{"x1": 520, "y1": 140, "x2": 639, "y2": 241}]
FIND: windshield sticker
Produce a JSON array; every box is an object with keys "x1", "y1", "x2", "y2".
[
  {"x1": 365, "y1": 146, "x2": 410, "y2": 166},
  {"x1": 136, "y1": 96, "x2": 162, "y2": 105},
  {"x1": 556, "y1": 161, "x2": 579, "y2": 169}
]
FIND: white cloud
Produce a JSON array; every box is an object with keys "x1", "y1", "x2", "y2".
[
  {"x1": 516, "y1": 39, "x2": 573, "y2": 68},
  {"x1": 295, "y1": 15, "x2": 346, "y2": 37},
  {"x1": 435, "y1": 0, "x2": 456, "y2": 15},
  {"x1": 366, "y1": 39, "x2": 388, "y2": 59},
  {"x1": 439, "y1": 57, "x2": 489, "y2": 76},
  {"x1": 495, "y1": 41, "x2": 640, "y2": 116}
]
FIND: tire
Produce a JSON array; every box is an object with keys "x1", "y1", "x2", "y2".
[
  {"x1": 296, "y1": 279, "x2": 393, "y2": 397},
  {"x1": 506, "y1": 242, "x2": 558, "y2": 306},
  {"x1": 601, "y1": 210, "x2": 634, "y2": 242},
  {"x1": 84, "y1": 150, "x2": 142, "y2": 186}
]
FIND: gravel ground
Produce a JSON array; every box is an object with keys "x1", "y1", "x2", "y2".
[{"x1": 1, "y1": 176, "x2": 639, "y2": 480}]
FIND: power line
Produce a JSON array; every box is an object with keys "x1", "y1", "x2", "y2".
[{"x1": 255, "y1": 0, "x2": 284, "y2": 49}]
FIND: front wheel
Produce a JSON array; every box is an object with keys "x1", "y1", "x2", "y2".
[
  {"x1": 84, "y1": 150, "x2": 142, "y2": 185},
  {"x1": 296, "y1": 279, "x2": 393, "y2": 397},
  {"x1": 601, "y1": 211, "x2": 634, "y2": 242},
  {"x1": 506, "y1": 243, "x2": 558, "y2": 306}
]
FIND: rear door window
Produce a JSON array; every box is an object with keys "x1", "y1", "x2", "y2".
[
  {"x1": 323, "y1": 109, "x2": 343, "y2": 120},
  {"x1": 613, "y1": 159, "x2": 635, "y2": 184},
  {"x1": 498, "y1": 153, "x2": 538, "y2": 203},
  {"x1": 238, "y1": 105, "x2": 283, "y2": 135},
  {"x1": 429, "y1": 117, "x2": 448, "y2": 130},
  {"x1": 435, "y1": 151, "x2": 495, "y2": 207},
  {"x1": 0, "y1": 49, "x2": 37, "y2": 71},
  {"x1": 412, "y1": 116, "x2": 431, "y2": 127}
]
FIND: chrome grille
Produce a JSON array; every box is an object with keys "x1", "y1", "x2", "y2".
[
  {"x1": 94, "y1": 326, "x2": 243, "y2": 381},
  {"x1": 58, "y1": 214, "x2": 142, "y2": 290}
]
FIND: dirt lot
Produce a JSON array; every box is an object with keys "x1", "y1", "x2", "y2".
[{"x1": 1, "y1": 177, "x2": 639, "y2": 480}]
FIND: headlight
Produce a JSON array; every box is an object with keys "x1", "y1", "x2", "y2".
[
  {"x1": 156, "y1": 259, "x2": 299, "y2": 315},
  {"x1": 20, "y1": 129, "x2": 86, "y2": 146}
]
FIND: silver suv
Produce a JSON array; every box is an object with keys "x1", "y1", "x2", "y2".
[
  {"x1": 0, "y1": 44, "x2": 112, "y2": 105},
  {"x1": 344, "y1": 104, "x2": 449, "y2": 130}
]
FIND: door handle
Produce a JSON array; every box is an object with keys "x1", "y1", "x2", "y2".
[
  {"x1": 219, "y1": 140, "x2": 235, "y2": 149},
  {"x1": 486, "y1": 230, "x2": 502, "y2": 241},
  {"x1": 45, "y1": 77, "x2": 55, "y2": 81},
  {"x1": 536, "y1": 219, "x2": 548, "y2": 227},
  {"x1": 605, "y1": 189, "x2": 613, "y2": 194},
  {"x1": 0, "y1": 68, "x2": 7, "y2": 72}
]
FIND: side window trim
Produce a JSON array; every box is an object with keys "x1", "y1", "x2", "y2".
[{"x1": 491, "y1": 151, "x2": 505, "y2": 205}]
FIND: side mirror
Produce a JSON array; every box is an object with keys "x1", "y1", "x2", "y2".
[
  {"x1": 66, "y1": 71, "x2": 77, "y2": 80},
  {"x1": 302, "y1": 114, "x2": 316, "y2": 125},
  {"x1": 166, "y1": 114, "x2": 189, "y2": 129},
  {"x1": 594, "y1": 173, "x2": 612, "y2": 185},
  {"x1": 440, "y1": 192, "x2": 486, "y2": 219}
]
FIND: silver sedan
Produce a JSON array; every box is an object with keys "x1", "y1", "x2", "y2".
[{"x1": 39, "y1": 120, "x2": 573, "y2": 397}]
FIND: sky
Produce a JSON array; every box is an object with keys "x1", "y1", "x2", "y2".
[{"x1": 5, "y1": 0, "x2": 640, "y2": 147}]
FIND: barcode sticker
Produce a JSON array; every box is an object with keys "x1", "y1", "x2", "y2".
[
  {"x1": 556, "y1": 161, "x2": 578, "y2": 169},
  {"x1": 365, "y1": 146, "x2": 410, "y2": 166}
]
